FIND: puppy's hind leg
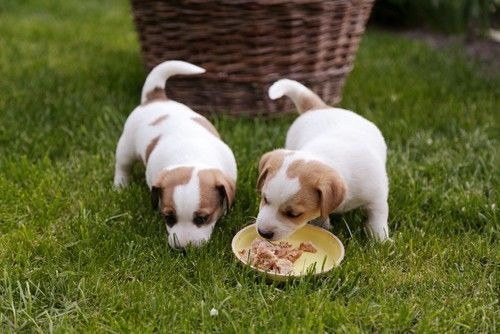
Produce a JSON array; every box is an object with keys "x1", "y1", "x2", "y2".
[
  {"x1": 365, "y1": 201, "x2": 390, "y2": 242},
  {"x1": 113, "y1": 134, "x2": 136, "y2": 189}
]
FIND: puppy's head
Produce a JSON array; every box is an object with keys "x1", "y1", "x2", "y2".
[
  {"x1": 256, "y1": 150, "x2": 345, "y2": 240},
  {"x1": 151, "y1": 167, "x2": 235, "y2": 249}
]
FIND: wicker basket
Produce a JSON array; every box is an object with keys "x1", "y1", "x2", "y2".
[{"x1": 131, "y1": 0, "x2": 374, "y2": 116}]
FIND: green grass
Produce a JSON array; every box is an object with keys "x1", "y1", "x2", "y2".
[{"x1": 0, "y1": 0, "x2": 498, "y2": 332}]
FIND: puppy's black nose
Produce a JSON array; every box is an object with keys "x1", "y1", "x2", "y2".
[{"x1": 258, "y1": 228, "x2": 274, "y2": 239}]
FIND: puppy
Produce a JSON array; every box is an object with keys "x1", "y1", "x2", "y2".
[
  {"x1": 256, "y1": 79, "x2": 389, "y2": 241},
  {"x1": 114, "y1": 60, "x2": 237, "y2": 249}
]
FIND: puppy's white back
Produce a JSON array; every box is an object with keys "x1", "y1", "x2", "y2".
[
  {"x1": 118, "y1": 97, "x2": 236, "y2": 189},
  {"x1": 286, "y1": 108, "x2": 386, "y2": 162}
]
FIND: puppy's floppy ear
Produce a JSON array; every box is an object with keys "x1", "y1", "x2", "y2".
[
  {"x1": 257, "y1": 150, "x2": 287, "y2": 191},
  {"x1": 214, "y1": 171, "x2": 236, "y2": 213},
  {"x1": 151, "y1": 186, "x2": 162, "y2": 210},
  {"x1": 317, "y1": 169, "x2": 346, "y2": 219},
  {"x1": 257, "y1": 169, "x2": 269, "y2": 192}
]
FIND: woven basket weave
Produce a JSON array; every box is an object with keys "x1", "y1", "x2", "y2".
[{"x1": 131, "y1": 0, "x2": 374, "y2": 115}]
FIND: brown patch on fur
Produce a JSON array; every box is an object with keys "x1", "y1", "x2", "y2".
[
  {"x1": 257, "y1": 150, "x2": 291, "y2": 191},
  {"x1": 152, "y1": 167, "x2": 194, "y2": 212},
  {"x1": 286, "y1": 160, "x2": 346, "y2": 219},
  {"x1": 197, "y1": 169, "x2": 236, "y2": 221},
  {"x1": 278, "y1": 191, "x2": 321, "y2": 225},
  {"x1": 144, "y1": 87, "x2": 168, "y2": 104},
  {"x1": 145, "y1": 135, "x2": 161, "y2": 163},
  {"x1": 191, "y1": 117, "x2": 220, "y2": 138},
  {"x1": 296, "y1": 92, "x2": 328, "y2": 113},
  {"x1": 149, "y1": 114, "x2": 169, "y2": 126}
]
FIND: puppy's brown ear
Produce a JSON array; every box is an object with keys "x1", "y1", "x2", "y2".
[
  {"x1": 257, "y1": 152, "x2": 271, "y2": 191},
  {"x1": 317, "y1": 169, "x2": 346, "y2": 219},
  {"x1": 214, "y1": 172, "x2": 236, "y2": 213},
  {"x1": 257, "y1": 150, "x2": 287, "y2": 191},
  {"x1": 256, "y1": 169, "x2": 269, "y2": 192},
  {"x1": 151, "y1": 186, "x2": 162, "y2": 210}
]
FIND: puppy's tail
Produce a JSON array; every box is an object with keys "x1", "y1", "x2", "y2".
[
  {"x1": 268, "y1": 79, "x2": 328, "y2": 114},
  {"x1": 141, "y1": 60, "x2": 205, "y2": 104}
]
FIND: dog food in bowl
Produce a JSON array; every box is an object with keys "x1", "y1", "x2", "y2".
[
  {"x1": 238, "y1": 239, "x2": 317, "y2": 275},
  {"x1": 232, "y1": 223, "x2": 344, "y2": 280}
]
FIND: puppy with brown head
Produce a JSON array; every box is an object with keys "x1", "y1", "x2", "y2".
[
  {"x1": 114, "y1": 61, "x2": 237, "y2": 248},
  {"x1": 256, "y1": 79, "x2": 389, "y2": 241},
  {"x1": 151, "y1": 167, "x2": 235, "y2": 248}
]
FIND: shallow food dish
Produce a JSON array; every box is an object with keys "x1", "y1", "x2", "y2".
[{"x1": 232, "y1": 223, "x2": 344, "y2": 280}]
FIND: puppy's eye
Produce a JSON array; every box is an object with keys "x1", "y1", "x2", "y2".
[
  {"x1": 164, "y1": 213, "x2": 177, "y2": 227},
  {"x1": 193, "y1": 215, "x2": 209, "y2": 226},
  {"x1": 285, "y1": 210, "x2": 302, "y2": 218}
]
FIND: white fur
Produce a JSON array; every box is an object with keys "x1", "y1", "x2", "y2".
[
  {"x1": 264, "y1": 155, "x2": 301, "y2": 206},
  {"x1": 140, "y1": 60, "x2": 205, "y2": 104},
  {"x1": 114, "y1": 60, "x2": 237, "y2": 248},
  {"x1": 268, "y1": 79, "x2": 310, "y2": 100},
  {"x1": 259, "y1": 155, "x2": 303, "y2": 238},
  {"x1": 167, "y1": 169, "x2": 215, "y2": 248},
  {"x1": 257, "y1": 79, "x2": 389, "y2": 241}
]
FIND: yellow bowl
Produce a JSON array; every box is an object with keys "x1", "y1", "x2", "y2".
[{"x1": 231, "y1": 223, "x2": 344, "y2": 280}]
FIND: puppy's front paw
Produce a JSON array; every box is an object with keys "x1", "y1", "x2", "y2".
[
  {"x1": 365, "y1": 224, "x2": 391, "y2": 242},
  {"x1": 376, "y1": 235, "x2": 394, "y2": 244},
  {"x1": 113, "y1": 173, "x2": 129, "y2": 190}
]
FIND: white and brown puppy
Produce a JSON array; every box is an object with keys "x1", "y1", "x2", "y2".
[
  {"x1": 114, "y1": 60, "x2": 237, "y2": 249},
  {"x1": 256, "y1": 79, "x2": 389, "y2": 241}
]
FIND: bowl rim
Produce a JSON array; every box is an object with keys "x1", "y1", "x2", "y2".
[{"x1": 231, "y1": 223, "x2": 345, "y2": 278}]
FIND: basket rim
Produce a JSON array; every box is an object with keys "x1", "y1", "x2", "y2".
[{"x1": 162, "y1": 65, "x2": 352, "y2": 83}]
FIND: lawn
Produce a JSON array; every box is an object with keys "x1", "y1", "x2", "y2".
[{"x1": 0, "y1": 0, "x2": 498, "y2": 333}]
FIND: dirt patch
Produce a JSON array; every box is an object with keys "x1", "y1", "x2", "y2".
[
  {"x1": 401, "y1": 30, "x2": 500, "y2": 76},
  {"x1": 464, "y1": 38, "x2": 500, "y2": 70}
]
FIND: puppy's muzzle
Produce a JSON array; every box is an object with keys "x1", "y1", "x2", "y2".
[{"x1": 257, "y1": 228, "x2": 274, "y2": 240}]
